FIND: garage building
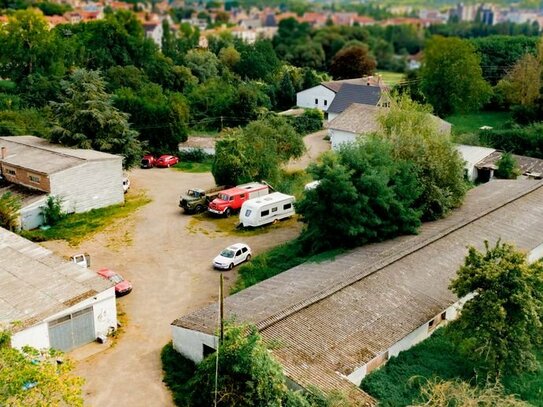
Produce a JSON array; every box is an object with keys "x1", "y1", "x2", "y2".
[
  {"x1": 172, "y1": 180, "x2": 543, "y2": 405},
  {"x1": 0, "y1": 227, "x2": 117, "y2": 351},
  {"x1": 0, "y1": 136, "x2": 124, "y2": 229}
]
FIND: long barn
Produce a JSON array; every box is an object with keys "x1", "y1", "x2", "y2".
[{"x1": 172, "y1": 180, "x2": 543, "y2": 405}]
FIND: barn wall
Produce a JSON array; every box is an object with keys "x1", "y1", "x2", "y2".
[
  {"x1": 49, "y1": 159, "x2": 124, "y2": 214},
  {"x1": 172, "y1": 326, "x2": 218, "y2": 363},
  {"x1": 296, "y1": 86, "x2": 335, "y2": 111}
]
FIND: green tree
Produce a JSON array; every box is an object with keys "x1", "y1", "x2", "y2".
[
  {"x1": 378, "y1": 94, "x2": 467, "y2": 220},
  {"x1": 41, "y1": 195, "x2": 65, "y2": 226},
  {"x1": 496, "y1": 52, "x2": 542, "y2": 108},
  {"x1": 329, "y1": 44, "x2": 376, "y2": 79},
  {"x1": 297, "y1": 138, "x2": 422, "y2": 252},
  {"x1": 234, "y1": 40, "x2": 281, "y2": 80},
  {"x1": 0, "y1": 192, "x2": 21, "y2": 231},
  {"x1": 218, "y1": 46, "x2": 240, "y2": 69},
  {"x1": 495, "y1": 152, "x2": 520, "y2": 179},
  {"x1": 185, "y1": 49, "x2": 220, "y2": 83},
  {"x1": 449, "y1": 241, "x2": 543, "y2": 377},
  {"x1": 50, "y1": 69, "x2": 142, "y2": 168},
  {"x1": 420, "y1": 36, "x2": 492, "y2": 116},
  {"x1": 0, "y1": 333, "x2": 84, "y2": 406}
]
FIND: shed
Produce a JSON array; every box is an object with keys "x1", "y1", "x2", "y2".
[
  {"x1": 0, "y1": 227, "x2": 117, "y2": 351},
  {"x1": 454, "y1": 144, "x2": 496, "y2": 182},
  {"x1": 172, "y1": 180, "x2": 543, "y2": 404},
  {"x1": 0, "y1": 136, "x2": 124, "y2": 229}
]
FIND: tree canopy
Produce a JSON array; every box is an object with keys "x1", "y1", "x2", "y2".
[{"x1": 329, "y1": 44, "x2": 376, "y2": 80}]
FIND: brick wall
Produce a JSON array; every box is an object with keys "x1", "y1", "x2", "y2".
[{"x1": 0, "y1": 163, "x2": 50, "y2": 192}]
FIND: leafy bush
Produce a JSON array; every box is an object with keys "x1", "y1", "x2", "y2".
[
  {"x1": 41, "y1": 195, "x2": 65, "y2": 226},
  {"x1": 289, "y1": 109, "x2": 323, "y2": 135},
  {"x1": 495, "y1": 152, "x2": 520, "y2": 179},
  {"x1": 178, "y1": 148, "x2": 212, "y2": 163},
  {"x1": 161, "y1": 342, "x2": 196, "y2": 406},
  {"x1": 479, "y1": 124, "x2": 543, "y2": 159},
  {"x1": 0, "y1": 192, "x2": 21, "y2": 231}
]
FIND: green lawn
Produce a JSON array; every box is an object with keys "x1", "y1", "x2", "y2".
[
  {"x1": 376, "y1": 71, "x2": 405, "y2": 86},
  {"x1": 361, "y1": 327, "x2": 543, "y2": 406},
  {"x1": 172, "y1": 160, "x2": 212, "y2": 173},
  {"x1": 446, "y1": 111, "x2": 511, "y2": 135},
  {"x1": 20, "y1": 192, "x2": 151, "y2": 245}
]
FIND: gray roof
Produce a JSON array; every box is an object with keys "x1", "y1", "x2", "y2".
[
  {"x1": 0, "y1": 227, "x2": 113, "y2": 331},
  {"x1": 455, "y1": 144, "x2": 496, "y2": 169},
  {"x1": 476, "y1": 151, "x2": 543, "y2": 178},
  {"x1": 327, "y1": 84, "x2": 381, "y2": 114},
  {"x1": 322, "y1": 77, "x2": 386, "y2": 93},
  {"x1": 0, "y1": 136, "x2": 121, "y2": 175},
  {"x1": 328, "y1": 103, "x2": 452, "y2": 136},
  {"x1": 0, "y1": 184, "x2": 46, "y2": 207},
  {"x1": 173, "y1": 179, "x2": 543, "y2": 403}
]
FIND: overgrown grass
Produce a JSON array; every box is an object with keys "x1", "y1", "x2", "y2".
[
  {"x1": 161, "y1": 342, "x2": 196, "y2": 406},
  {"x1": 230, "y1": 239, "x2": 343, "y2": 294},
  {"x1": 361, "y1": 327, "x2": 543, "y2": 406},
  {"x1": 376, "y1": 71, "x2": 405, "y2": 86},
  {"x1": 20, "y1": 192, "x2": 151, "y2": 245},
  {"x1": 172, "y1": 160, "x2": 213, "y2": 173},
  {"x1": 274, "y1": 169, "x2": 312, "y2": 200},
  {"x1": 446, "y1": 111, "x2": 511, "y2": 136}
]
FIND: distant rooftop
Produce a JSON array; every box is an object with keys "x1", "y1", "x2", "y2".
[
  {"x1": 0, "y1": 136, "x2": 121, "y2": 175},
  {"x1": 327, "y1": 83, "x2": 382, "y2": 114}
]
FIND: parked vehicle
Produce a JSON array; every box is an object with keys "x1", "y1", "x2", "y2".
[
  {"x1": 122, "y1": 176, "x2": 130, "y2": 193},
  {"x1": 97, "y1": 268, "x2": 133, "y2": 297},
  {"x1": 70, "y1": 253, "x2": 91, "y2": 268},
  {"x1": 156, "y1": 155, "x2": 179, "y2": 168},
  {"x1": 239, "y1": 192, "x2": 295, "y2": 228},
  {"x1": 208, "y1": 182, "x2": 269, "y2": 217},
  {"x1": 141, "y1": 154, "x2": 156, "y2": 169},
  {"x1": 213, "y1": 243, "x2": 252, "y2": 270},
  {"x1": 179, "y1": 186, "x2": 225, "y2": 213}
]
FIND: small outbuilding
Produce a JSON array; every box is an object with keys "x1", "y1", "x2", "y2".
[
  {"x1": 0, "y1": 136, "x2": 124, "y2": 229},
  {"x1": 0, "y1": 227, "x2": 118, "y2": 352}
]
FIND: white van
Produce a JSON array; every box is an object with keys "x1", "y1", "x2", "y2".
[{"x1": 239, "y1": 192, "x2": 295, "y2": 227}]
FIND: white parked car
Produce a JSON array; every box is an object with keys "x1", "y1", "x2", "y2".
[{"x1": 213, "y1": 243, "x2": 252, "y2": 270}]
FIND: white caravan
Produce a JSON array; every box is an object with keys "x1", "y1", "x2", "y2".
[{"x1": 239, "y1": 192, "x2": 295, "y2": 227}]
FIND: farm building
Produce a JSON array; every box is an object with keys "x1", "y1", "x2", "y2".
[
  {"x1": 172, "y1": 180, "x2": 543, "y2": 405},
  {"x1": 327, "y1": 103, "x2": 451, "y2": 151},
  {"x1": 0, "y1": 227, "x2": 117, "y2": 352},
  {"x1": 0, "y1": 136, "x2": 124, "y2": 229}
]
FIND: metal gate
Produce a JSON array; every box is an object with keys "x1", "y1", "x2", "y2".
[{"x1": 48, "y1": 307, "x2": 95, "y2": 351}]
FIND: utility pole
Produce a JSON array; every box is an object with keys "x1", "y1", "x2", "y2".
[{"x1": 219, "y1": 273, "x2": 224, "y2": 344}]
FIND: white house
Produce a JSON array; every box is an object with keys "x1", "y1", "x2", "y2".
[
  {"x1": 0, "y1": 227, "x2": 117, "y2": 352},
  {"x1": 0, "y1": 136, "x2": 124, "y2": 229},
  {"x1": 171, "y1": 180, "x2": 543, "y2": 404},
  {"x1": 144, "y1": 21, "x2": 163, "y2": 48},
  {"x1": 327, "y1": 103, "x2": 452, "y2": 151}
]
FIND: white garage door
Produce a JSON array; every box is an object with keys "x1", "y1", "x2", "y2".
[{"x1": 48, "y1": 307, "x2": 95, "y2": 352}]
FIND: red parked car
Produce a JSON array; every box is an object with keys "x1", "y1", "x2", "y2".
[
  {"x1": 97, "y1": 268, "x2": 132, "y2": 297},
  {"x1": 155, "y1": 155, "x2": 179, "y2": 168},
  {"x1": 141, "y1": 154, "x2": 156, "y2": 169}
]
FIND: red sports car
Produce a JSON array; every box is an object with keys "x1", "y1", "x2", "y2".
[
  {"x1": 155, "y1": 155, "x2": 179, "y2": 168},
  {"x1": 97, "y1": 268, "x2": 132, "y2": 297}
]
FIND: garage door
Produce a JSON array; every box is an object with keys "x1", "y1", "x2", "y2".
[{"x1": 48, "y1": 307, "x2": 95, "y2": 352}]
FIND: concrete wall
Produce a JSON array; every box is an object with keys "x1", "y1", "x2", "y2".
[
  {"x1": 20, "y1": 196, "x2": 47, "y2": 230},
  {"x1": 329, "y1": 129, "x2": 357, "y2": 151},
  {"x1": 49, "y1": 159, "x2": 124, "y2": 214},
  {"x1": 296, "y1": 86, "x2": 335, "y2": 111},
  {"x1": 172, "y1": 326, "x2": 218, "y2": 363},
  {"x1": 11, "y1": 287, "x2": 117, "y2": 350}
]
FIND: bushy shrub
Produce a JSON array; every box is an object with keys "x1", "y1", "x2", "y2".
[
  {"x1": 495, "y1": 152, "x2": 520, "y2": 179},
  {"x1": 289, "y1": 109, "x2": 323, "y2": 135},
  {"x1": 41, "y1": 195, "x2": 65, "y2": 226},
  {"x1": 161, "y1": 342, "x2": 196, "y2": 406},
  {"x1": 479, "y1": 124, "x2": 543, "y2": 159},
  {"x1": 0, "y1": 192, "x2": 21, "y2": 231},
  {"x1": 178, "y1": 148, "x2": 212, "y2": 163}
]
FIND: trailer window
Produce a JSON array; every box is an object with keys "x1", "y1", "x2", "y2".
[
  {"x1": 283, "y1": 203, "x2": 292, "y2": 210},
  {"x1": 261, "y1": 210, "x2": 269, "y2": 217},
  {"x1": 245, "y1": 209, "x2": 252, "y2": 217},
  {"x1": 272, "y1": 207, "x2": 277, "y2": 213}
]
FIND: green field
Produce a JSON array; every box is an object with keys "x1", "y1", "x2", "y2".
[
  {"x1": 446, "y1": 111, "x2": 512, "y2": 135},
  {"x1": 376, "y1": 71, "x2": 405, "y2": 86}
]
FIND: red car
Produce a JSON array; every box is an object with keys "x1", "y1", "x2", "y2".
[
  {"x1": 140, "y1": 154, "x2": 156, "y2": 169},
  {"x1": 155, "y1": 155, "x2": 179, "y2": 168},
  {"x1": 97, "y1": 268, "x2": 132, "y2": 297}
]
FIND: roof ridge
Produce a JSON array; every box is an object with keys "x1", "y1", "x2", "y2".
[{"x1": 255, "y1": 181, "x2": 543, "y2": 331}]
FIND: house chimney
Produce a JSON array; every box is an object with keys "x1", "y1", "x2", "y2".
[{"x1": 0, "y1": 146, "x2": 6, "y2": 160}]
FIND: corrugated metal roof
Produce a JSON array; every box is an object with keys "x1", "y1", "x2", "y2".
[
  {"x1": 173, "y1": 180, "x2": 543, "y2": 402},
  {"x1": 0, "y1": 227, "x2": 113, "y2": 330},
  {"x1": 327, "y1": 84, "x2": 381, "y2": 114},
  {"x1": 0, "y1": 136, "x2": 121, "y2": 175}
]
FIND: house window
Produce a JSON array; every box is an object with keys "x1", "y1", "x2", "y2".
[
  {"x1": 315, "y1": 98, "x2": 318, "y2": 105},
  {"x1": 283, "y1": 203, "x2": 292, "y2": 210},
  {"x1": 4, "y1": 167, "x2": 15, "y2": 176},
  {"x1": 28, "y1": 174, "x2": 41, "y2": 183},
  {"x1": 324, "y1": 99, "x2": 328, "y2": 106},
  {"x1": 261, "y1": 210, "x2": 269, "y2": 217}
]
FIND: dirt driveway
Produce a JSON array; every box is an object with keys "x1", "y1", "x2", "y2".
[
  {"x1": 42, "y1": 169, "x2": 300, "y2": 407},
  {"x1": 287, "y1": 129, "x2": 330, "y2": 171}
]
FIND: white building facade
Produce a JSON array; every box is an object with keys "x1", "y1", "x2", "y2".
[{"x1": 296, "y1": 85, "x2": 336, "y2": 112}]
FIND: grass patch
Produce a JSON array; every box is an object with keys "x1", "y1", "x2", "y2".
[
  {"x1": 172, "y1": 160, "x2": 212, "y2": 173},
  {"x1": 20, "y1": 192, "x2": 151, "y2": 245},
  {"x1": 361, "y1": 326, "x2": 543, "y2": 406},
  {"x1": 161, "y1": 342, "x2": 196, "y2": 406},
  {"x1": 376, "y1": 71, "x2": 405, "y2": 86},
  {"x1": 446, "y1": 111, "x2": 511, "y2": 135},
  {"x1": 274, "y1": 169, "x2": 312, "y2": 200},
  {"x1": 230, "y1": 239, "x2": 343, "y2": 294}
]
